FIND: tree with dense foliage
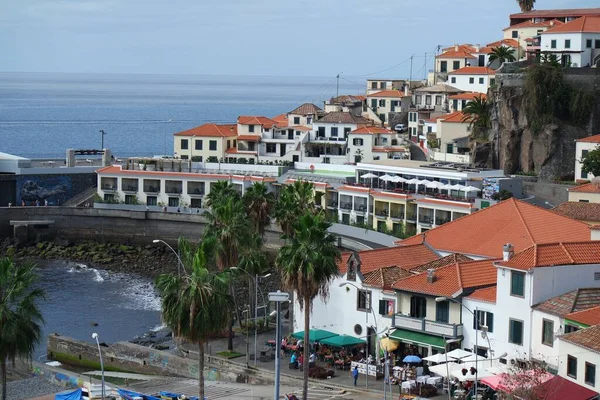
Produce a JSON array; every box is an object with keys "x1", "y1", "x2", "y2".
[
  {"x1": 581, "y1": 146, "x2": 600, "y2": 178},
  {"x1": 516, "y1": 0, "x2": 535, "y2": 12},
  {"x1": 462, "y1": 95, "x2": 491, "y2": 141},
  {"x1": 236, "y1": 234, "x2": 269, "y2": 320},
  {"x1": 0, "y1": 258, "x2": 44, "y2": 400},
  {"x1": 274, "y1": 180, "x2": 316, "y2": 237},
  {"x1": 156, "y1": 243, "x2": 231, "y2": 400},
  {"x1": 488, "y1": 46, "x2": 516, "y2": 66},
  {"x1": 276, "y1": 213, "x2": 340, "y2": 400},
  {"x1": 205, "y1": 180, "x2": 240, "y2": 209},
  {"x1": 243, "y1": 182, "x2": 275, "y2": 237}
]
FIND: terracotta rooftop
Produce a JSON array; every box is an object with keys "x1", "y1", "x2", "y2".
[
  {"x1": 486, "y1": 39, "x2": 520, "y2": 48},
  {"x1": 437, "y1": 50, "x2": 476, "y2": 59},
  {"x1": 449, "y1": 66, "x2": 496, "y2": 75},
  {"x1": 510, "y1": 8, "x2": 600, "y2": 19},
  {"x1": 577, "y1": 133, "x2": 600, "y2": 143},
  {"x1": 533, "y1": 288, "x2": 600, "y2": 317},
  {"x1": 272, "y1": 113, "x2": 288, "y2": 127},
  {"x1": 317, "y1": 112, "x2": 371, "y2": 125},
  {"x1": 410, "y1": 253, "x2": 472, "y2": 274},
  {"x1": 503, "y1": 19, "x2": 564, "y2": 31},
  {"x1": 569, "y1": 181, "x2": 600, "y2": 193},
  {"x1": 237, "y1": 116, "x2": 278, "y2": 129},
  {"x1": 288, "y1": 103, "x2": 323, "y2": 116},
  {"x1": 448, "y1": 92, "x2": 487, "y2": 101},
  {"x1": 362, "y1": 266, "x2": 414, "y2": 290},
  {"x1": 337, "y1": 244, "x2": 439, "y2": 275},
  {"x1": 392, "y1": 259, "x2": 498, "y2": 298},
  {"x1": 328, "y1": 95, "x2": 366, "y2": 104},
  {"x1": 442, "y1": 44, "x2": 477, "y2": 53},
  {"x1": 566, "y1": 306, "x2": 600, "y2": 327},
  {"x1": 438, "y1": 111, "x2": 468, "y2": 124},
  {"x1": 174, "y1": 123, "x2": 237, "y2": 137},
  {"x1": 500, "y1": 241, "x2": 600, "y2": 270},
  {"x1": 543, "y1": 16, "x2": 600, "y2": 34},
  {"x1": 351, "y1": 126, "x2": 393, "y2": 135},
  {"x1": 465, "y1": 286, "x2": 497, "y2": 303},
  {"x1": 551, "y1": 202, "x2": 600, "y2": 222},
  {"x1": 560, "y1": 324, "x2": 600, "y2": 354},
  {"x1": 397, "y1": 198, "x2": 591, "y2": 258},
  {"x1": 367, "y1": 90, "x2": 405, "y2": 98}
]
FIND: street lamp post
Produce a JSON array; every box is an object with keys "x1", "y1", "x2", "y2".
[
  {"x1": 152, "y1": 239, "x2": 185, "y2": 276},
  {"x1": 91, "y1": 333, "x2": 105, "y2": 399},
  {"x1": 99, "y1": 130, "x2": 107, "y2": 149},
  {"x1": 269, "y1": 290, "x2": 289, "y2": 400}
]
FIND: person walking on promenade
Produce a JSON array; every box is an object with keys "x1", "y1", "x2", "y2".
[{"x1": 352, "y1": 366, "x2": 359, "y2": 386}]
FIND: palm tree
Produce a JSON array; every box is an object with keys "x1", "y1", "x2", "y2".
[
  {"x1": 488, "y1": 46, "x2": 517, "y2": 67},
  {"x1": 516, "y1": 0, "x2": 535, "y2": 12},
  {"x1": 205, "y1": 181, "x2": 240, "y2": 209},
  {"x1": 236, "y1": 234, "x2": 269, "y2": 320},
  {"x1": 276, "y1": 212, "x2": 340, "y2": 400},
  {"x1": 274, "y1": 180, "x2": 316, "y2": 237},
  {"x1": 0, "y1": 258, "x2": 44, "y2": 400},
  {"x1": 156, "y1": 245, "x2": 231, "y2": 400},
  {"x1": 243, "y1": 182, "x2": 274, "y2": 237},
  {"x1": 462, "y1": 95, "x2": 491, "y2": 141}
]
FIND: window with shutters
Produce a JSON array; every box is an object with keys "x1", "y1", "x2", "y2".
[
  {"x1": 318, "y1": 127, "x2": 326, "y2": 137},
  {"x1": 585, "y1": 362, "x2": 595, "y2": 387},
  {"x1": 293, "y1": 117, "x2": 300, "y2": 125},
  {"x1": 410, "y1": 296, "x2": 427, "y2": 319},
  {"x1": 180, "y1": 139, "x2": 189, "y2": 150},
  {"x1": 542, "y1": 319, "x2": 554, "y2": 346},
  {"x1": 436, "y1": 300, "x2": 449, "y2": 323},
  {"x1": 357, "y1": 290, "x2": 372, "y2": 311},
  {"x1": 509, "y1": 318, "x2": 523, "y2": 345},
  {"x1": 568, "y1": 355, "x2": 577, "y2": 378},
  {"x1": 511, "y1": 271, "x2": 525, "y2": 297},
  {"x1": 474, "y1": 310, "x2": 494, "y2": 333},
  {"x1": 331, "y1": 127, "x2": 339, "y2": 137},
  {"x1": 378, "y1": 299, "x2": 395, "y2": 317}
]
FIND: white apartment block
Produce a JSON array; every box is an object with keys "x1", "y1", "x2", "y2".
[{"x1": 448, "y1": 67, "x2": 496, "y2": 94}]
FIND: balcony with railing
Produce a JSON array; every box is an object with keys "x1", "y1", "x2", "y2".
[
  {"x1": 165, "y1": 180, "x2": 183, "y2": 194},
  {"x1": 121, "y1": 178, "x2": 139, "y2": 193},
  {"x1": 374, "y1": 205, "x2": 389, "y2": 218},
  {"x1": 418, "y1": 208, "x2": 434, "y2": 226},
  {"x1": 390, "y1": 204, "x2": 405, "y2": 221},
  {"x1": 143, "y1": 179, "x2": 161, "y2": 194},
  {"x1": 392, "y1": 313, "x2": 463, "y2": 338},
  {"x1": 101, "y1": 177, "x2": 118, "y2": 192},
  {"x1": 187, "y1": 181, "x2": 206, "y2": 196},
  {"x1": 339, "y1": 195, "x2": 353, "y2": 211},
  {"x1": 354, "y1": 198, "x2": 368, "y2": 214},
  {"x1": 435, "y1": 210, "x2": 452, "y2": 226}
]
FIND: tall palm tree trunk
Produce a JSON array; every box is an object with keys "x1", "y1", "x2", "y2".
[
  {"x1": 302, "y1": 299, "x2": 310, "y2": 400},
  {"x1": 199, "y1": 341, "x2": 205, "y2": 400},
  {"x1": 1, "y1": 359, "x2": 7, "y2": 400}
]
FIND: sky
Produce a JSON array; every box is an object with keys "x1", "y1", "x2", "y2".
[{"x1": 1, "y1": 0, "x2": 598, "y2": 77}]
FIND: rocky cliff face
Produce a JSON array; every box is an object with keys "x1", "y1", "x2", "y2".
[{"x1": 473, "y1": 71, "x2": 600, "y2": 180}]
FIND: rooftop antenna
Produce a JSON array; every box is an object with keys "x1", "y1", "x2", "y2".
[{"x1": 336, "y1": 72, "x2": 343, "y2": 98}]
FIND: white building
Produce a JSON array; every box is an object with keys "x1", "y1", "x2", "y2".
[
  {"x1": 365, "y1": 90, "x2": 409, "y2": 125},
  {"x1": 558, "y1": 324, "x2": 600, "y2": 391},
  {"x1": 539, "y1": 16, "x2": 600, "y2": 67},
  {"x1": 366, "y1": 79, "x2": 407, "y2": 95},
  {"x1": 448, "y1": 67, "x2": 496, "y2": 94},
  {"x1": 575, "y1": 134, "x2": 600, "y2": 182},
  {"x1": 449, "y1": 93, "x2": 487, "y2": 112},
  {"x1": 346, "y1": 126, "x2": 408, "y2": 164}
]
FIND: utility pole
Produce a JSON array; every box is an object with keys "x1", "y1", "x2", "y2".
[
  {"x1": 336, "y1": 73, "x2": 340, "y2": 98},
  {"x1": 423, "y1": 52, "x2": 427, "y2": 80},
  {"x1": 409, "y1": 55, "x2": 414, "y2": 91},
  {"x1": 99, "y1": 130, "x2": 107, "y2": 149}
]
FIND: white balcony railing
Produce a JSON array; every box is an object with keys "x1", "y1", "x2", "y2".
[{"x1": 393, "y1": 313, "x2": 462, "y2": 338}]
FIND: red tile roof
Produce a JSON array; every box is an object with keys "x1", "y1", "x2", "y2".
[
  {"x1": 534, "y1": 288, "x2": 600, "y2": 317},
  {"x1": 337, "y1": 185, "x2": 372, "y2": 193},
  {"x1": 560, "y1": 324, "x2": 600, "y2": 354},
  {"x1": 569, "y1": 181, "x2": 600, "y2": 193},
  {"x1": 442, "y1": 44, "x2": 477, "y2": 53},
  {"x1": 288, "y1": 103, "x2": 323, "y2": 116},
  {"x1": 362, "y1": 266, "x2": 414, "y2": 290},
  {"x1": 448, "y1": 93, "x2": 487, "y2": 101},
  {"x1": 499, "y1": 241, "x2": 600, "y2": 270},
  {"x1": 438, "y1": 111, "x2": 467, "y2": 124},
  {"x1": 449, "y1": 66, "x2": 496, "y2": 75},
  {"x1": 272, "y1": 113, "x2": 288, "y2": 127},
  {"x1": 236, "y1": 135, "x2": 261, "y2": 141},
  {"x1": 238, "y1": 116, "x2": 278, "y2": 129},
  {"x1": 503, "y1": 19, "x2": 564, "y2": 31},
  {"x1": 174, "y1": 123, "x2": 237, "y2": 137},
  {"x1": 317, "y1": 112, "x2": 371, "y2": 125},
  {"x1": 410, "y1": 253, "x2": 473, "y2": 274},
  {"x1": 543, "y1": 16, "x2": 600, "y2": 34},
  {"x1": 551, "y1": 202, "x2": 600, "y2": 222},
  {"x1": 392, "y1": 259, "x2": 498, "y2": 298},
  {"x1": 367, "y1": 90, "x2": 405, "y2": 98},
  {"x1": 351, "y1": 126, "x2": 393, "y2": 134},
  {"x1": 465, "y1": 286, "x2": 497, "y2": 303},
  {"x1": 510, "y1": 8, "x2": 600, "y2": 20},
  {"x1": 337, "y1": 244, "x2": 439, "y2": 275},
  {"x1": 566, "y1": 306, "x2": 600, "y2": 326},
  {"x1": 437, "y1": 50, "x2": 476, "y2": 59},
  {"x1": 225, "y1": 148, "x2": 257, "y2": 154},
  {"x1": 577, "y1": 134, "x2": 600, "y2": 143},
  {"x1": 397, "y1": 198, "x2": 591, "y2": 258},
  {"x1": 486, "y1": 39, "x2": 520, "y2": 48}
]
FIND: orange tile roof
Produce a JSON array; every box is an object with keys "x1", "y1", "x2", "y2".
[
  {"x1": 449, "y1": 66, "x2": 496, "y2": 75},
  {"x1": 560, "y1": 324, "x2": 600, "y2": 353},
  {"x1": 351, "y1": 126, "x2": 393, "y2": 134},
  {"x1": 417, "y1": 198, "x2": 475, "y2": 209},
  {"x1": 465, "y1": 286, "x2": 497, "y2": 303},
  {"x1": 533, "y1": 288, "x2": 600, "y2": 317},
  {"x1": 503, "y1": 19, "x2": 564, "y2": 31},
  {"x1": 486, "y1": 39, "x2": 520, "y2": 48},
  {"x1": 397, "y1": 198, "x2": 591, "y2": 258},
  {"x1": 238, "y1": 116, "x2": 278, "y2": 129},
  {"x1": 236, "y1": 135, "x2": 261, "y2": 141},
  {"x1": 392, "y1": 259, "x2": 498, "y2": 297},
  {"x1": 577, "y1": 134, "x2": 600, "y2": 143},
  {"x1": 566, "y1": 306, "x2": 600, "y2": 326},
  {"x1": 438, "y1": 111, "x2": 467, "y2": 124},
  {"x1": 272, "y1": 113, "x2": 288, "y2": 127},
  {"x1": 410, "y1": 253, "x2": 472, "y2": 274},
  {"x1": 337, "y1": 185, "x2": 372, "y2": 193},
  {"x1": 441, "y1": 44, "x2": 477, "y2": 53},
  {"x1": 337, "y1": 244, "x2": 439, "y2": 275},
  {"x1": 543, "y1": 16, "x2": 600, "y2": 34},
  {"x1": 510, "y1": 8, "x2": 600, "y2": 20},
  {"x1": 499, "y1": 241, "x2": 600, "y2": 270},
  {"x1": 290, "y1": 126, "x2": 312, "y2": 132},
  {"x1": 225, "y1": 148, "x2": 257, "y2": 154},
  {"x1": 551, "y1": 202, "x2": 600, "y2": 222},
  {"x1": 437, "y1": 49, "x2": 476, "y2": 59},
  {"x1": 367, "y1": 90, "x2": 405, "y2": 98},
  {"x1": 362, "y1": 266, "x2": 414, "y2": 290},
  {"x1": 425, "y1": 114, "x2": 448, "y2": 123},
  {"x1": 448, "y1": 93, "x2": 487, "y2": 101},
  {"x1": 288, "y1": 103, "x2": 323, "y2": 115},
  {"x1": 174, "y1": 123, "x2": 237, "y2": 137}
]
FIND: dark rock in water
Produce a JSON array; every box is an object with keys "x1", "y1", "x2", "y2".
[
  {"x1": 91, "y1": 322, "x2": 98, "y2": 326},
  {"x1": 154, "y1": 344, "x2": 169, "y2": 351}
]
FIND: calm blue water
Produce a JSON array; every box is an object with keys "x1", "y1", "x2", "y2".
[
  {"x1": 35, "y1": 261, "x2": 162, "y2": 359},
  {"x1": 0, "y1": 72, "x2": 362, "y2": 158}
]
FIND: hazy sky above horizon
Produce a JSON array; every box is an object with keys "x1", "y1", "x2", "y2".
[{"x1": 1, "y1": 0, "x2": 597, "y2": 78}]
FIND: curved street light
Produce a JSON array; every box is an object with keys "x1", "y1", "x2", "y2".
[
  {"x1": 152, "y1": 239, "x2": 185, "y2": 276},
  {"x1": 91, "y1": 333, "x2": 105, "y2": 399}
]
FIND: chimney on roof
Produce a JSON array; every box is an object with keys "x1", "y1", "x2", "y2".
[
  {"x1": 426, "y1": 268, "x2": 436, "y2": 284},
  {"x1": 466, "y1": 62, "x2": 471, "y2": 67},
  {"x1": 475, "y1": 45, "x2": 480, "y2": 52},
  {"x1": 503, "y1": 243, "x2": 514, "y2": 262},
  {"x1": 454, "y1": 45, "x2": 459, "y2": 51}
]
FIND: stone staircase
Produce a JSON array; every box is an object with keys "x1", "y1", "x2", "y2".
[{"x1": 63, "y1": 186, "x2": 97, "y2": 207}]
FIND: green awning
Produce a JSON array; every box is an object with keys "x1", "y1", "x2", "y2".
[
  {"x1": 565, "y1": 319, "x2": 590, "y2": 329},
  {"x1": 292, "y1": 329, "x2": 338, "y2": 343},
  {"x1": 389, "y1": 328, "x2": 448, "y2": 350},
  {"x1": 319, "y1": 334, "x2": 365, "y2": 348}
]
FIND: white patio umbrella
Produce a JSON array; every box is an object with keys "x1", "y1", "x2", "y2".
[
  {"x1": 426, "y1": 181, "x2": 444, "y2": 189},
  {"x1": 418, "y1": 179, "x2": 432, "y2": 185},
  {"x1": 446, "y1": 348, "x2": 472, "y2": 359},
  {"x1": 429, "y1": 362, "x2": 462, "y2": 378},
  {"x1": 392, "y1": 176, "x2": 407, "y2": 183},
  {"x1": 405, "y1": 178, "x2": 419, "y2": 185},
  {"x1": 360, "y1": 173, "x2": 378, "y2": 179},
  {"x1": 379, "y1": 174, "x2": 394, "y2": 181},
  {"x1": 464, "y1": 185, "x2": 481, "y2": 192},
  {"x1": 460, "y1": 354, "x2": 487, "y2": 363},
  {"x1": 423, "y1": 353, "x2": 456, "y2": 363},
  {"x1": 451, "y1": 367, "x2": 495, "y2": 382},
  {"x1": 449, "y1": 184, "x2": 465, "y2": 191}
]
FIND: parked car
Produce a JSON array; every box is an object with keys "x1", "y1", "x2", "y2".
[{"x1": 394, "y1": 124, "x2": 407, "y2": 132}]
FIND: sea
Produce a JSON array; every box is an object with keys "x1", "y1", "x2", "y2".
[
  {"x1": 0, "y1": 72, "x2": 363, "y2": 159},
  {"x1": 35, "y1": 260, "x2": 162, "y2": 359}
]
